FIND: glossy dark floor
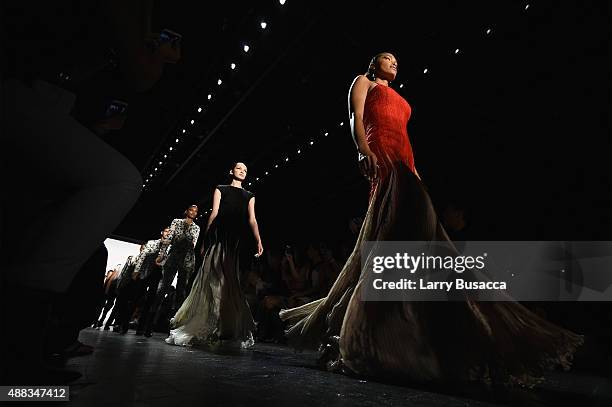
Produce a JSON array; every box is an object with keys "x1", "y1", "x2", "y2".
[{"x1": 66, "y1": 329, "x2": 611, "y2": 407}]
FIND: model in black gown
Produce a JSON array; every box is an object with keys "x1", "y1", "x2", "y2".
[{"x1": 166, "y1": 163, "x2": 263, "y2": 348}]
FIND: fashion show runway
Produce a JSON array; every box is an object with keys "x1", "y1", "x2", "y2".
[{"x1": 67, "y1": 329, "x2": 611, "y2": 407}]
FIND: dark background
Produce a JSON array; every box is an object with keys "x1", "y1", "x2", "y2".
[{"x1": 3, "y1": 0, "x2": 609, "y2": 249}]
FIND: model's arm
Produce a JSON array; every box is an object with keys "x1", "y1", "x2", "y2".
[
  {"x1": 119, "y1": 259, "x2": 131, "y2": 280},
  {"x1": 206, "y1": 188, "x2": 222, "y2": 233},
  {"x1": 158, "y1": 219, "x2": 177, "y2": 261},
  {"x1": 155, "y1": 239, "x2": 169, "y2": 265},
  {"x1": 200, "y1": 188, "x2": 221, "y2": 255},
  {"x1": 349, "y1": 75, "x2": 378, "y2": 180},
  {"x1": 133, "y1": 241, "x2": 153, "y2": 275},
  {"x1": 191, "y1": 225, "x2": 200, "y2": 249},
  {"x1": 247, "y1": 197, "x2": 264, "y2": 257},
  {"x1": 168, "y1": 219, "x2": 179, "y2": 241},
  {"x1": 348, "y1": 75, "x2": 370, "y2": 152}
]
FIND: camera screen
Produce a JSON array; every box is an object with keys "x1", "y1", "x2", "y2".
[
  {"x1": 105, "y1": 100, "x2": 128, "y2": 118},
  {"x1": 160, "y1": 30, "x2": 182, "y2": 45}
]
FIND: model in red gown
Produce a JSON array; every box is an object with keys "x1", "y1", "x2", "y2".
[{"x1": 280, "y1": 55, "x2": 582, "y2": 387}]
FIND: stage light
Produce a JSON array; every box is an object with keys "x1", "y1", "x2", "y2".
[
  {"x1": 149, "y1": 173, "x2": 152, "y2": 177},
  {"x1": 175, "y1": 138, "x2": 179, "y2": 143},
  {"x1": 256, "y1": 177, "x2": 259, "y2": 181},
  {"x1": 154, "y1": 167, "x2": 158, "y2": 171},
  {"x1": 297, "y1": 149, "x2": 301, "y2": 154},
  {"x1": 309, "y1": 141, "x2": 314, "y2": 145},
  {"x1": 285, "y1": 157, "x2": 289, "y2": 162},
  {"x1": 324, "y1": 132, "x2": 329, "y2": 136},
  {"x1": 197, "y1": 107, "x2": 202, "y2": 112},
  {"x1": 164, "y1": 154, "x2": 167, "y2": 158},
  {"x1": 207, "y1": 94, "x2": 212, "y2": 100},
  {"x1": 399, "y1": 84, "x2": 404, "y2": 88},
  {"x1": 182, "y1": 129, "x2": 186, "y2": 133},
  {"x1": 169, "y1": 147, "x2": 173, "y2": 151},
  {"x1": 190, "y1": 119, "x2": 195, "y2": 125},
  {"x1": 279, "y1": 0, "x2": 286, "y2": 5},
  {"x1": 525, "y1": 4, "x2": 530, "y2": 10},
  {"x1": 217, "y1": 79, "x2": 222, "y2": 85},
  {"x1": 423, "y1": 68, "x2": 428, "y2": 74},
  {"x1": 231, "y1": 63, "x2": 236, "y2": 70},
  {"x1": 454, "y1": 48, "x2": 460, "y2": 54},
  {"x1": 486, "y1": 28, "x2": 492, "y2": 35},
  {"x1": 248, "y1": 182, "x2": 252, "y2": 186},
  {"x1": 260, "y1": 21, "x2": 267, "y2": 30},
  {"x1": 159, "y1": 161, "x2": 162, "y2": 165},
  {"x1": 275, "y1": 164, "x2": 279, "y2": 168},
  {"x1": 265, "y1": 171, "x2": 269, "y2": 175},
  {"x1": 243, "y1": 44, "x2": 250, "y2": 53},
  {"x1": 340, "y1": 122, "x2": 344, "y2": 126}
]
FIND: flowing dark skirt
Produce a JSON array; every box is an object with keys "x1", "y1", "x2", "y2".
[
  {"x1": 280, "y1": 162, "x2": 582, "y2": 386},
  {"x1": 165, "y1": 230, "x2": 255, "y2": 348}
]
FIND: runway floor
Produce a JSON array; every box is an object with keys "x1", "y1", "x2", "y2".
[{"x1": 65, "y1": 328, "x2": 611, "y2": 407}]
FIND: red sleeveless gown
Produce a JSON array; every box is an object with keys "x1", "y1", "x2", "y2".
[
  {"x1": 364, "y1": 83, "x2": 415, "y2": 176},
  {"x1": 280, "y1": 82, "x2": 582, "y2": 386}
]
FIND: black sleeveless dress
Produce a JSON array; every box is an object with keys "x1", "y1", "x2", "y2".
[{"x1": 166, "y1": 185, "x2": 256, "y2": 348}]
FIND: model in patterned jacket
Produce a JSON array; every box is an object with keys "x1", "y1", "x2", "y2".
[
  {"x1": 115, "y1": 227, "x2": 172, "y2": 336},
  {"x1": 148, "y1": 206, "x2": 200, "y2": 330}
]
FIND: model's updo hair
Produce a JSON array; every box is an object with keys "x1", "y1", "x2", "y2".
[
  {"x1": 365, "y1": 52, "x2": 395, "y2": 82},
  {"x1": 227, "y1": 161, "x2": 248, "y2": 182}
]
